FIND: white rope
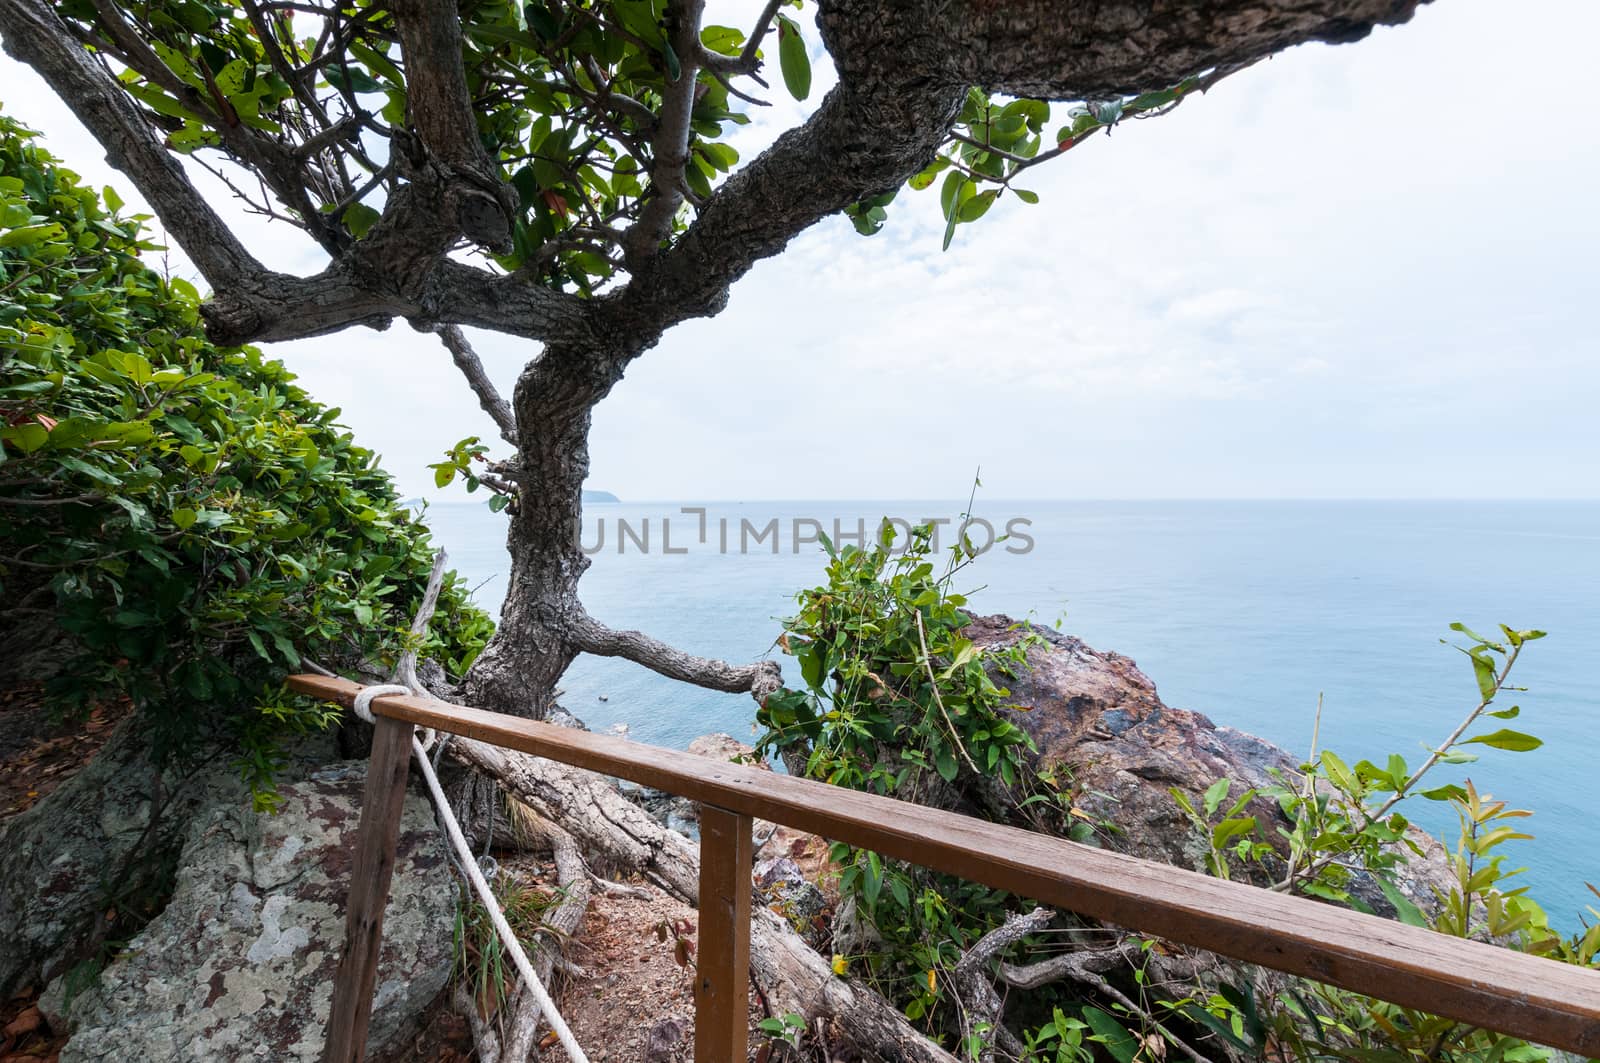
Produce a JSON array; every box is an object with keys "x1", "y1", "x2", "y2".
[
  {"x1": 353, "y1": 683, "x2": 435, "y2": 751},
  {"x1": 352, "y1": 683, "x2": 408, "y2": 724},
  {"x1": 353, "y1": 684, "x2": 589, "y2": 1063}
]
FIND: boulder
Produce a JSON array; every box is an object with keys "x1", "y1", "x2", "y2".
[
  {"x1": 754, "y1": 857, "x2": 830, "y2": 949},
  {"x1": 0, "y1": 719, "x2": 305, "y2": 999},
  {"x1": 965, "y1": 616, "x2": 1446, "y2": 912},
  {"x1": 52, "y1": 761, "x2": 455, "y2": 1062}
]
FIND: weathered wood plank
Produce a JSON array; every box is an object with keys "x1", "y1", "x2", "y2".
[
  {"x1": 695, "y1": 805, "x2": 752, "y2": 1063},
  {"x1": 322, "y1": 714, "x2": 415, "y2": 1063},
  {"x1": 288, "y1": 674, "x2": 1600, "y2": 1056}
]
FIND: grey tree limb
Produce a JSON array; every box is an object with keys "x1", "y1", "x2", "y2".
[
  {"x1": 955, "y1": 907, "x2": 1055, "y2": 1062},
  {"x1": 570, "y1": 611, "x2": 783, "y2": 703},
  {"x1": 388, "y1": 0, "x2": 517, "y2": 251},
  {"x1": 621, "y1": 0, "x2": 708, "y2": 265},
  {"x1": 438, "y1": 325, "x2": 518, "y2": 446}
]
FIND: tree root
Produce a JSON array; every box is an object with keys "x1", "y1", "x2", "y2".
[{"x1": 453, "y1": 736, "x2": 960, "y2": 1063}]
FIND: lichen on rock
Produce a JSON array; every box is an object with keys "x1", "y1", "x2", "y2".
[{"x1": 51, "y1": 764, "x2": 455, "y2": 1062}]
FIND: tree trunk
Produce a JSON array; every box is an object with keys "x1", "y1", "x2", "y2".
[{"x1": 464, "y1": 341, "x2": 622, "y2": 720}]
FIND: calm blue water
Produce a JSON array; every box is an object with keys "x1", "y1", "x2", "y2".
[{"x1": 423, "y1": 500, "x2": 1600, "y2": 924}]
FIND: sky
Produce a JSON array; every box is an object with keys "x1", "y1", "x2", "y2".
[{"x1": 2, "y1": 0, "x2": 1596, "y2": 502}]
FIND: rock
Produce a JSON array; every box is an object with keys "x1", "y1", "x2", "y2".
[
  {"x1": 0, "y1": 719, "x2": 273, "y2": 998},
  {"x1": 54, "y1": 762, "x2": 455, "y2": 1062},
  {"x1": 642, "y1": 1015, "x2": 689, "y2": 1061},
  {"x1": 966, "y1": 615, "x2": 1447, "y2": 912},
  {"x1": 686, "y1": 733, "x2": 767, "y2": 766},
  {"x1": 754, "y1": 857, "x2": 829, "y2": 949}
]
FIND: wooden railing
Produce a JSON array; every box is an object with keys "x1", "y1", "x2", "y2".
[{"x1": 286, "y1": 675, "x2": 1600, "y2": 1062}]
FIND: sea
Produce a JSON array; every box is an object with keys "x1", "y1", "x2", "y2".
[{"x1": 421, "y1": 499, "x2": 1599, "y2": 925}]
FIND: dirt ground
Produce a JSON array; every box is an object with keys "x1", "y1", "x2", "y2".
[{"x1": 0, "y1": 685, "x2": 127, "y2": 822}]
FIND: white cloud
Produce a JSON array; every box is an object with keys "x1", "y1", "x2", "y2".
[{"x1": 3, "y1": 0, "x2": 1597, "y2": 501}]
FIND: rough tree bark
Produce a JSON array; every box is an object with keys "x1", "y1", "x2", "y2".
[
  {"x1": 0, "y1": 0, "x2": 1427, "y2": 722},
  {"x1": 0, "y1": 0, "x2": 1429, "y2": 1050}
]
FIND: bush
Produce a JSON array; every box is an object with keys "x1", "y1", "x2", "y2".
[
  {"x1": 762, "y1": 523, "x2": 1599, "y2": 1061},
  {"x1": 0, "y1": 109, "x2": 491, "y2": 807}
]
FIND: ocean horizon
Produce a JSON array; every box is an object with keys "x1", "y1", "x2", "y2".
[{"x1": 422, "y1": 498, "x2": 1600, "y2": 924}]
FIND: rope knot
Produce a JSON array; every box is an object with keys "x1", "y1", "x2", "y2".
[{"x1": 352, "y1": 683, "x2": 410, "y2": 725}]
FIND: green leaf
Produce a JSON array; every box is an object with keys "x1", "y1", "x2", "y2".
[
  {"x1": 863, "y1": 850, "x2": 882, "y2": 907},
  {"x1": 777, "y1": 16, "x2": 811, "y2": 101},
  {"x1": 1081, "y1": 1006, "x2": 1139, "y2": 1062},
  {"x1": 1012, "y1": 188, "x2": 1039, "y2": 204},
  {"x1": 1, "y1": 422, "x2": 49, "y2": 454},
  {"x1": 1203, "y1": 778, "x2": 1231, "y2": 817},
  {"x1": 934, "y1": 744, "x2": 958, "y2": 782},
  {"x1": 1464, "y1": 728, "x2": 1543, "y2": 752},
  {"x1": 1375, "y1": 876, "x2": 1429, "y2": 928},
  {"x1": 1471, "y1": 652, "x2": 1498, "y2": 702},
  {"x1": 1449, "y1": 621, "x2": 1503, "y2": 651},
  {"x1": 342, "y1": 203, "x2": 381, "y2": 239},
  {"x1": 1320, "y1": 750, "x2": 1359, "y2": 795},
  {"x1": 956, "y1": 189, "x2": 998, "y2": 223},
  {"x1": 0, "y1": 222, "x2": 65, "y2": 248}
]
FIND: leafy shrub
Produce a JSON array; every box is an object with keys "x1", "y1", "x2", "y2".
[
  {"x1": 757, "y1": 523, "x2": 1078, "y2": 1050},
  {"x1": 1176, "y1": 626, "x2": 1600, "y2": 1060},
  {"x1": 764, "y1": 525, "x2": 1598, "y2": 1060},
  {"x1": 0, "y1": 109, "x2": 490, "y2": 807}
]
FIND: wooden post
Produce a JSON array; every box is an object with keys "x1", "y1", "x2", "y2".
[
  {"x1": 322, "y1": 715, "x2": 414, "y2": 1063},
  {"x1": 695, "y1": 804, "x2": 752, "y2": 1063}
]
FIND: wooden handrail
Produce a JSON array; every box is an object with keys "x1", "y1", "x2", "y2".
[{"x1": 289, "y1": 674, "x2": 1600, "y2": 1057}]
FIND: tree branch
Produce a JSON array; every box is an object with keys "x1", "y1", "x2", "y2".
[
  {"x1": 388, "y1": 0, "x2": 516, "y2": 251},
  {"x1": 621, "y1": 0, "x2": 707, "y2": 264},
  {"x1": 601, "y1": 0, "x2": 1426, "y2": 345},
  {"x1": 935, "y1": 0, "x2": 1423, "y2": 100},
  {"x1": 996, "y1": 933, "x2": 1212, "y2": 1063},
  {"x1": 700, "y1": 0, "x2": 783, "y2": 76},
  {"x1": 197, "y1": 257, "x2": 587, "y2": 346},
  {"x1": 437, "y1": 325, "x2": 518, "y2": 446},
  {"x1": 570, "y1": 611, "x2": 782, "y2": 704},
  {"x1": 391, "y1": 548, "x2": 449, "y2": 694},
  {"x1": 954, "y1": 907, "x2": 1054, "y2": 1062},
  {"x1": 0, "y1": 0, "x2": 263, "y2": 289}
]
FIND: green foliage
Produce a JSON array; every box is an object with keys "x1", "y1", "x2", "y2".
[
  {"x1": 0, "y1": 110, "x2": 490, "y2": 807},
  {"x1": 1176, "y1": 625, "x2": 1554, "y2": 909},
  {"x1": 48, "y1": 0, "x2": 766, "y2": 292},
  {"x1": 1173, "y1": 625, "x2": 1600, "y2": 1061},
  {"x1": 757, "y1": 521, "x2": 1038, "y2": 796},
  {"x1": 451, "y1": 874, "x2": 563, "y2": 1019},
  {"x1": 768, "y1": 520, "x2": 1599, "y2": 1059},
  {"x1": 759, "y1": 521, "x2": 1097, "y2": 1052},
  {"x1": 756, "y1": 1011, "x2": 807, "y2": 1054},
  {"x1": 44, "y1": 0, "x2": 1206, "y2": 289},
  {"x1": 891, "y1": 78, "x2": 1208, "y2": 249}
]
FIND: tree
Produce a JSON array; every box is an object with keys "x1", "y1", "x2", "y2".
[
  {"x1": 0, "y1": 0, "x2": 1427, "y2": 723},
  {"x1": 0, "y1": 0, "x2": 1433, "y2": 1055},
  {"x1": 0, "y1": 111, "x2": 491, "y2": 995}
]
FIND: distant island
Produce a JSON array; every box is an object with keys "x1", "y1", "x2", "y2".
[{"x1": 582, "y1": 490, "x2": 620, "y2": 503}]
